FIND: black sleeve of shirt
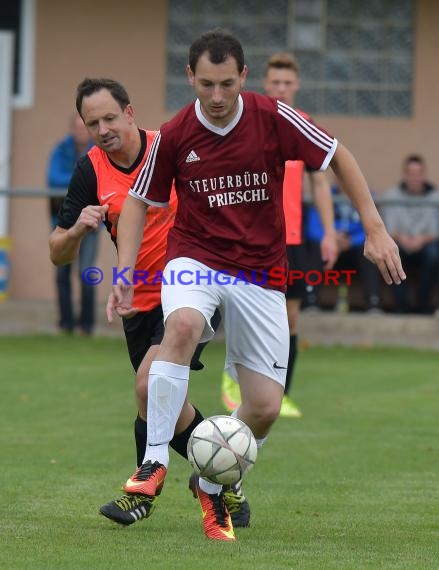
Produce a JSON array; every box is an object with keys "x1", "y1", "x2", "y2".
[{"x1": 57, "y1": 155, "x2": 99, "y2": 229}]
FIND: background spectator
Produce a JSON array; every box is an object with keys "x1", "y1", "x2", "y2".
[
  {"x1": 380, "y1": 155, "x2": 439, "y2": 314},
  {"x1": 47, "y1": 114, "x2": 98, "y2": 334}
]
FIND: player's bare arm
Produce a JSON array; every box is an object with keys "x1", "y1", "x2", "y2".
[
  {"x1": 113, "y1": 194, "x2": 149, "y2": 317},
  {"x1": 330, "y1": 143, "x2": 406, "y2": 285},
  {"x1": 309, "y1": 170, "x2": 337, "y2": 269},
  {"x1": 49, "y1": 204, "x2": 108, "y2": 265}
]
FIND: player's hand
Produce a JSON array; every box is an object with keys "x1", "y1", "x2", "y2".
[
  {"x1": 111, "y1": 278, "x2": 139, "y2": 320},
  {"x1": 106, "y1": 290, "x2": 139, "y2": 322},
  {"x1": 73, "y1": 204, "x2": 109, "y2": 236},
  {"x1": 364, "y1": 227, "x2": 406, "y2": 285},
  {"x1": 320, "y1": 232, "x2": 338, "y2": 269}
]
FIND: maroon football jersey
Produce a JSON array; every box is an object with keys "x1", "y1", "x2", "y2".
[{"x1": 130, "y1": 91, "x2": 337, "y2": 291}]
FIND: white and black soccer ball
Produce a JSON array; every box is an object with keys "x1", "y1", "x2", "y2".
[{"x1": 187, "y1": 415, "x2": 257, "y2": 485}]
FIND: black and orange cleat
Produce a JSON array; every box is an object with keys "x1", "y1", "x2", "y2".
[
  {"x1": 189, "y1": 472, "x2": 250, "y2": 528},
  {"x1": 123, "y1": 460, "x2": 167, "y2": 495},
  {"x1": 197, "y1": 486, "x2": 235, "y2": 541}
]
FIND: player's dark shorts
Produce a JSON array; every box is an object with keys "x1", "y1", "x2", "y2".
[
  {"x1": 286, "y1": 244, "x2": 307, "y2": 299},
  {"x1": 122, "y1": 305, "x2": 221, "y2": 373}
]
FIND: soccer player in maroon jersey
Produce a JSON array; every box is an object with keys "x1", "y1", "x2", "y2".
[
  {"x1": 221, "y1": 51, "x2": 338, "y2": 418},
  {"x1": 49, "y1": 78, "x2": 249, "y2": 529},
  {"x1": 111, "y1": 30, "x2": 405, "y2": 541}
]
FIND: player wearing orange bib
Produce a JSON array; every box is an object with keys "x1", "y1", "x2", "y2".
[{"x1": 88, "y1": 130, "x2": 175, "y2": 313}]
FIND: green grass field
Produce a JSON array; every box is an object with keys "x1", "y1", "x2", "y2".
[{"x1": 1, "y1": 336, "x2": 439, "y2": 569}]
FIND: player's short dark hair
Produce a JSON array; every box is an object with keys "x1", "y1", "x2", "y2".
[
  {"x1": 188, "y1": 28, "x2": 245, "y2": 73},
  {"x1": 75, "y1": 78, "x2": 130, "y2": 116},
  {"x1": 265, "y1": 52, "x2": 300, "y2": 76}
]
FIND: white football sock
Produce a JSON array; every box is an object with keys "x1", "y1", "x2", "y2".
[
  {"x1": 255, "y1": 436, "x2": 267, "y2": 449},
  {"x1": 143, "y1": 360, "x2": 189, "y2": 467},
  {"x1": 199, "y1": 477, "x2": 222, "y2": 495}
]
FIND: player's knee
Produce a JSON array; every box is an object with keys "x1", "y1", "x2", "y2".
[
  {"x1": 262, "y1": 399, "x2": 282, "y2": 424},
  {"x1": 248, "y1": 399, "x2": 281, "y2": 429},
  {"x1": 165, "y1": 311, "x2": 202, "y2": 348}
]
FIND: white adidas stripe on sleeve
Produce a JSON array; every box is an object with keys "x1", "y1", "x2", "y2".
[
  {"x1": 277, "y1": 101, "x2": 333, "y2": 152},
  {"x1": 131, "y1": 131, "x2": 161, "y2": 199}
]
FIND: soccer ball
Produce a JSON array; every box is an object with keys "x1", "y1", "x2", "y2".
[{"x1": 187, "y1": 415, "x2": 257, "y2": 485}]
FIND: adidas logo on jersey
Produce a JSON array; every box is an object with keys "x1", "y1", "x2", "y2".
[{"x1": 185, "y1": 150, "x2": 200, "y2": 163}]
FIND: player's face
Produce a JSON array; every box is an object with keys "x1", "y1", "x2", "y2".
[
  {"x1": 264, "y1": 68, "x2": 300, "y2": 107},
  {"x1": 80, "y1": 89, "x2": 135, "y2": 154},
  {"x1": 187, "y1": 53, "x2": 247, "y2": 127}
]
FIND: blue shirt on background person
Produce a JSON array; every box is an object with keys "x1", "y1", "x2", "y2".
[{"x1": 305, "y1": 185, "x2": 365, "y2": 247}]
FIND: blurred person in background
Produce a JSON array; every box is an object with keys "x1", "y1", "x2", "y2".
[
  {"x1": 380, "y1": 155, "x2": 439, "y2": 314},
  {"x1": 304, "y1": 184, "x2": 382, "y2": 313},
  {"x1": 47, "y1": 113, "x2": 98, "y2": 334}
]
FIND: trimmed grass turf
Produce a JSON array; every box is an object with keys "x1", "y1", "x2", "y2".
[{"x1": 1, "y1": 335, "x2": 439, "y2": 569}]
